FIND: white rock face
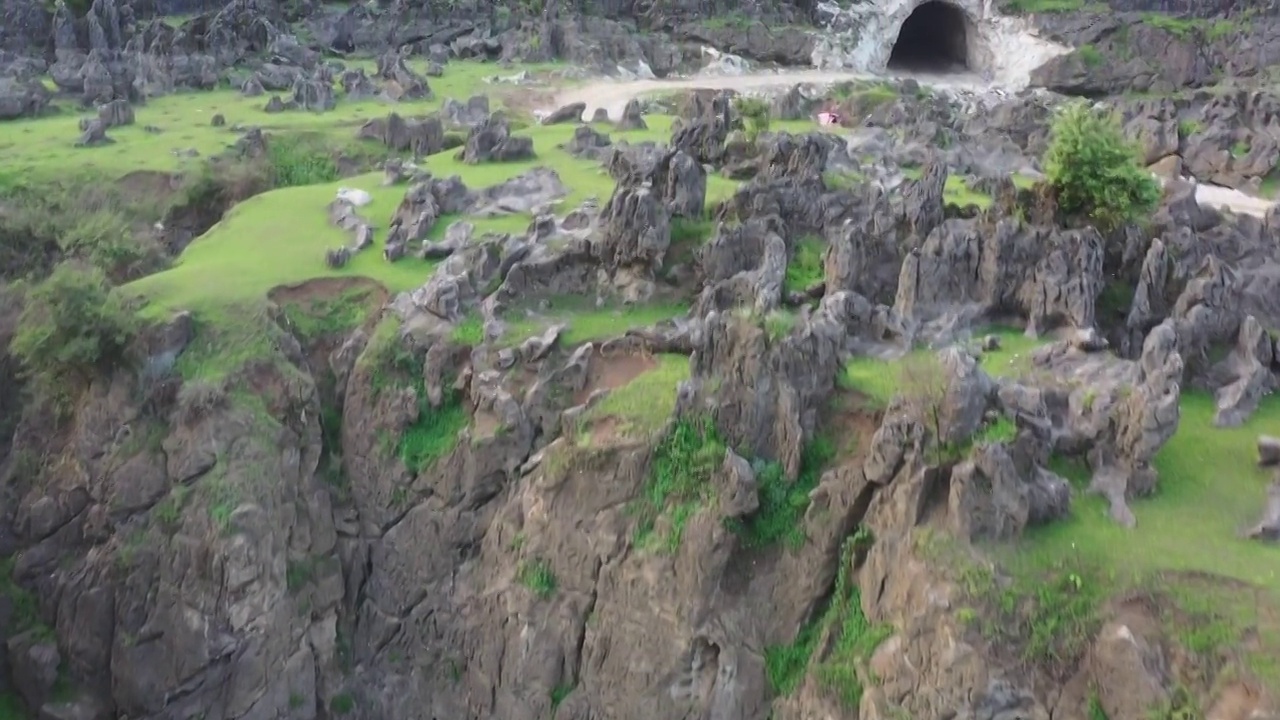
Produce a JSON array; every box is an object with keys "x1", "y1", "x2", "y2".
[
  {"x1": 336, "y1": 187, "x2": 372, "y2": 207},
  {"x1": 811, "y1": 0, "x2": 1070, "y2": 89}
]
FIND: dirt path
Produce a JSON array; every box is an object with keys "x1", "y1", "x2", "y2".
[
  {"x1": 552, "y1": 68, "x2": 992, "y2": 122},
  {"x1": 552, "y1": 70, "x2": 1277, "y2": 219}
]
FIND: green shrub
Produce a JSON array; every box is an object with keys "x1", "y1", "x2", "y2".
[
  {"x1": 733, "y1": 97, "x2": 772, "y2": 142},
  {"x1": 10, "y1": 264, "x2": 138, "y2": 395},
  {"x1": 1043, "y1": 101, "x2": 1161, "y2": 230}
]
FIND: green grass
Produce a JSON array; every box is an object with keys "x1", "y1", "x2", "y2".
[
  {"x1": 814, "y1": 582, "x2": 894, "y2": 710},
  {"x1": 518, "y1": 558, "x2": 557, "y2": 599},
  {"x1": 585, "y1": 354, "x2": 691, "y2": 439},
  {"x1": 124, "y1": 117, "x2": 735, "y2": 316},
  {"x1": 1002, "y1": 0, "x2": 1107, "y2": 13},
  {"x1": 944, "y1": 176, "x2": 993, "y2": 209},
  {"x1": 898, "y1": 168, "x2": 993, "y2": 209},
  {"x1": 280, "y1": 287, "x2": 376, "y2": 341},
  {"x1": 1076, "y1": 44, "x2": 1105, "y2": 67},
  {"x1": 765, "y1": 614, "x2": 822, "y2": 696},
  {"x1": 550, "y1": 682, "x2": 576, "y2": 710},
  {"x1": 1140, "y1": 12, "x2": 1240, "y2": 40},
  {"x1": 1259, "y1": 170, "x2": 1280, "y2": 199},
  {"x1": 1021, "y1": 393, "x2": 1280, "y2": 592},
  {"x1": 784, "y1": 235, "x2": 825, "y2": 295},
  {"x1": 1015, "y1": 394, "x2": 1280, "y2": 684},
  {"x1": 450, "y1": 315, "x2": 486, "y2": 346},
  {"x1": 0, "y1": 557, "x2": 52, "y2": 641},
  {"x1": 631, "y1": 416, "x2": 726, "y2": 552},
  {"x1": 398, "y1": 389, "x2": 468, "y2": 474},
  {"x1": 841, "y1": 325, "x2": 1045, "y2": 405},
  {"x1": 840, "y1": 327, "x2": 1280, "y2": 684},
  {"x1": 0, "y1": 61, "x2": 566, "y2": 181}
]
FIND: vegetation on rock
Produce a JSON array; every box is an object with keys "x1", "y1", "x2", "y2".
[
  {"x1": 1044, "y1": 100, "x2": 1161, "y2": 229},
  {"x1": 633, "y1": 416, "x2": 726, "y2": 553},
  {"x1": 11, "y1": 263, "x2": 138, "y2": 399}
]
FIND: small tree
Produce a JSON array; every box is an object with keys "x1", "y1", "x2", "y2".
[
  {"x1": 1043, "y1": 100, "x2": 1161, "y2": 229},
  {"x1": 897, "y1": 353, "x2": 951, "y2": 452},
  {"x1": 10, "y1": 263, "x2": 138, "y2": 394},
  {"x1": 733, "y1": 97, "x2": 772, "y2": 143}
]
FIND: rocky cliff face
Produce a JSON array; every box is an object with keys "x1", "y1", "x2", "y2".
[{"x1": 2, "y1": 110, "x2": 1277, "y2": 718}]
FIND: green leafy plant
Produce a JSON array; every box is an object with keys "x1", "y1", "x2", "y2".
[
  {"x1": 733, "y1": 97, "x2": 772, "y2": 142},
  {"x1": 519, "y1": 558, "x2": 557, "y2": 599},
  {"x1": 1043, "y1": 101, "x2": 1161, "y2": 230},
  {"x1": 10, "y1": 263, "x2": 138, "y2": 398}
]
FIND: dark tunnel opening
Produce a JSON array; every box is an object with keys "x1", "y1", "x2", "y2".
[{"x1": 887, "y1": 1, "x2": 971, "y2": 73}]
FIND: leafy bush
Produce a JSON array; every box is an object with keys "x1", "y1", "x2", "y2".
[
  {"x1": 1043, "y1": 101, "x2": 1161, "y2": 229},
  {"x1": 733, "y1": 97, "x2": 772, "y2": 142},
  {"x1": 11, "y1": 263, "x2": 138, "y2": 395}
]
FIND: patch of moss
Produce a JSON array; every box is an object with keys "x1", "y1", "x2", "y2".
[{"x1": 329, "y1": 693, "x2": 355, "y2": 715}]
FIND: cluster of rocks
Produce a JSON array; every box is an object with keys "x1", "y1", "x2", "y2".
[
  {"x1": 324, "y1": 187, "x2": 375, "y2": 268},
  {"x1": 9, "y1": 0, "x2": 1280, "y2": 718}
]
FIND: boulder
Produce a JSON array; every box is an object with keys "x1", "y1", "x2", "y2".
[
  {"x1": 542, "y1": 101, "x2": 585, "y2": 125},
  {"x1": 457, "y1": 114, "x2": 535, "y2": 164}
]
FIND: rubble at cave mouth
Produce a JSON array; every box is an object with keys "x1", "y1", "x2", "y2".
[{"x1": 887, "y1": 0, "x2": 974, "y2": 73}]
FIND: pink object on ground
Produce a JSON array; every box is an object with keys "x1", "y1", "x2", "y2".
[{"x1": 818, "y1": 111, "x2": 840, "y2": 126}]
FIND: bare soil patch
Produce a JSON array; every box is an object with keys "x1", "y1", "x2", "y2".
[
  {"x1": 573, "y1": 348, "x2": 658, "y2": 406},
  {"x1": 269, "y1": 276, "x2": 388, "y2": 310}
]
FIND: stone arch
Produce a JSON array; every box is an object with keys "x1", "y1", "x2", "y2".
[{"x1": 885, "y1": 0, "x2": 985, "y2": 73}]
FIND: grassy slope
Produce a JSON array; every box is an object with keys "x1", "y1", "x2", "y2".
[
  {"x1": 845, "y1": 327, "x2": 1280, "y2": 685},
  {"x1": 0, "y1": 60, "x2": 567, "y2": 182},
  {"x1": 123, "y1": 115, "x2": 740, "y2": 316}
]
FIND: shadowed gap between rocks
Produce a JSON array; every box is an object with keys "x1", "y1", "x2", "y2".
[{"x1": 887, "y1": 1, "x2": 972, "y2": 73}]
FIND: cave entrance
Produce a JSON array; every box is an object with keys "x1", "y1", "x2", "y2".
[{"x1": 887, "y1": 1, "x2": 972, "y2": 73}]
